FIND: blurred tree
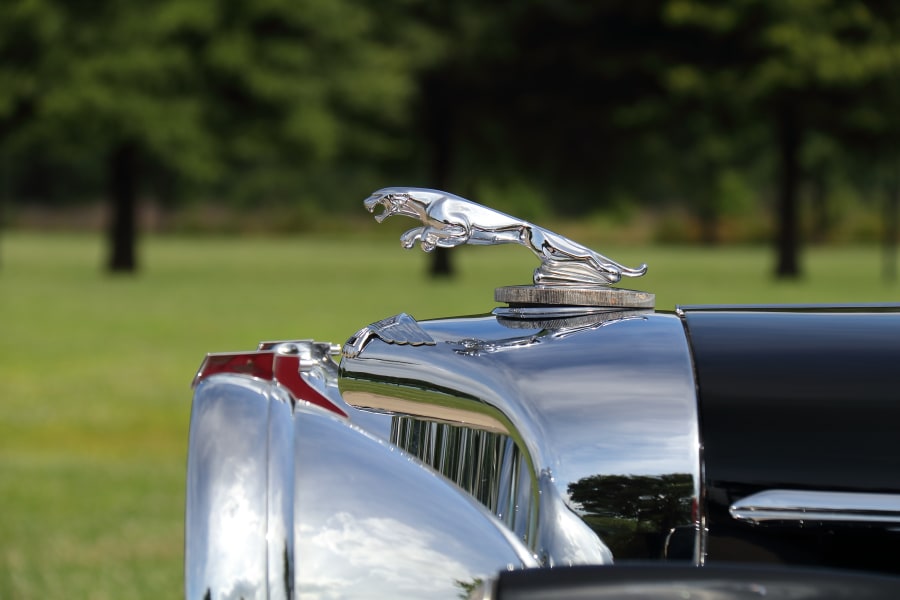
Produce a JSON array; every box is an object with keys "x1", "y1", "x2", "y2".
[
  {"x1": 0, "y1": 0, "x2": 438, "y2": 272},
  {"x1": 664, "y1": 0, "x2": 900, "y2": 277},
  {"x1": 0, "y1": 2, "x2": 38, "y2": 147},
  {"x1": 406, "y1": 1, "x2": 687, "y2": 275},
  {"x1": 405, "y1": 0, "x2": 491, "y2": 277},
  {"x1": 0, "y1": 0, "x2": 220, "y2": 272},
  {"x1": 887, "y1": 167, "x2": 899, "y2": 282},
  {"x1": 4, "y1": 0, "x2": 899, "y2": 278},
  {"x1": 0, "y1": 0, "x2": 46, "y2": 268},
  {"x1": 191, "y1": 0, "x2": 439, "y2": 207},
  {"x1": 826, "y1": 0, "x2": 900, "y2": 281},
  {"x1": 406, "y1": 1, "x2": 755, "y2": 236},
  {"x1": 434, "y1": 2, "x2": 683, "y2": 213}
]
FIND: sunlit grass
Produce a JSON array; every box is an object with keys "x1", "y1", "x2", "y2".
[{"x1": 0, "y1": 231, "x2": 897, "y2": 598}]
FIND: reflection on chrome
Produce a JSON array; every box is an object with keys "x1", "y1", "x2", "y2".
[
  {"x1": 363, "y1": 186, "x2": 647, "y2": 286},
  {"x1": 185, "y1": 373, "x2": 537, "y2": 600},
  {"x1": 185, "y1": 375, "x2": 291, "y2": 600},
  {"x1": 340, "y1": 310, "x2": 703, "y2": 565},
  {"x1": 297, "y1": 513, "x2": 479, "y2": 596},
  {"x1": 392, "y1": 418, "x2": 537, "y2": 544},
  {"x1": 568, "y1": 473, "x2": 696, "y2": 559},
  {"x1": 730, "y1": 489, "x2": 900, "y2": 526},
  {"x1": 294, "y1": 410, "x2": 538, "y2": 597}
]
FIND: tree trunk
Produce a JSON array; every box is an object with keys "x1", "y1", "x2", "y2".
[
  {"x1": 424, "y1": 74, "x2": 455, "y2": 278},
  {"x1": 0, "y1": 152, "x2": 7, "y2": 271},
  {"x1": 0, "y1": 101, "x2": 34, "y2": 271},
  {"x1": 107, "y1": 140, "x2": 139, "y2": 273},
  {"x1": 774, "y1": 104, "x2": 802, "y2": 278},
  {"x1": 698, "y1": 192, "x2": 719, "y2": 245},
  {"x1": 885, "y1": 167, "x2": 899, "y2": 283},
  {"x1": 810, "y1": 168, "x2": 829, "y2": 244}
]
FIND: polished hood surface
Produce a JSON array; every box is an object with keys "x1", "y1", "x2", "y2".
[{"x1": 339, "y1": 310, "x2": 702, "y2": 564}]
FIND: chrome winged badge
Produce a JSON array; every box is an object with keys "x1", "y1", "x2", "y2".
[
  {"x1": 364, "y1": 187, "x2": 647, "y2": 287},
  {"x1": 343, "y1": 312, "x2": 436, "y2": 359}
]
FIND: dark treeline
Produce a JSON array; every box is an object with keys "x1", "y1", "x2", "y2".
[{"x1": 1, "y1": 0, "x2": 899, "y2": 276}]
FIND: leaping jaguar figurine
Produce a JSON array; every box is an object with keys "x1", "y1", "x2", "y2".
[{"x1": 364, "y1": 187, "x2": 647, "y2": 286}]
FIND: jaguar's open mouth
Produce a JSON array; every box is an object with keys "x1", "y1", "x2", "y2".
[{"x1": 363, "y1": 193, "x2": 394, "y2": 222}]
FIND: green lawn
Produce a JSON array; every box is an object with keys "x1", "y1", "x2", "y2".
[{"x1": 0, "y1": 231, "x2": 897, "y2": 598}]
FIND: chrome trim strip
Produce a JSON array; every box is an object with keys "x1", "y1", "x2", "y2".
[
  {"x1": 677, "y1": 303, "x2": 900, "y2": 314},
  {"x1": 730, "y1": 490, "x2": 900, "y2": 525}
]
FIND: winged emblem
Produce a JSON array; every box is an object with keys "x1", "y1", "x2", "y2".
[{"x1": 342, "y1": 313, "x2": 435, "y2": 358}]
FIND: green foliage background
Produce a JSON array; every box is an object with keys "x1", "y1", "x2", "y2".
[
  {"x1": 2, "y1": 0, "x2": 900, "y2": 243},
  {"x1": 2, "y1": 0, "x2": 900, "y2": 596}
]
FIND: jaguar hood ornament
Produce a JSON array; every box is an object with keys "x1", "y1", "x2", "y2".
[{"x1": 364, "y1": 187, "x2": 653, "y2": 308}]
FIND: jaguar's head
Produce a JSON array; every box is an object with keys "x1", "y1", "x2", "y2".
[
  {"x1": 364, "y1": 189, "x2": 413, "y2": 223},
  {"x1": 364, "y1": 187, "x2": 448, "y2": 223}
]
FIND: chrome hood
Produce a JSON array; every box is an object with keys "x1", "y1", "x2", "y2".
[{"x1": 339, "y1": 309, "x2": 703, "y2": 565}]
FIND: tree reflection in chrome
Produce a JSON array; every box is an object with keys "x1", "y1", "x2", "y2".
[{"x1": 567, "y1": 473, "x2": 694, "y2": 560}]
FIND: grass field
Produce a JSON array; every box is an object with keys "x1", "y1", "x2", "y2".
[{"x1": 0, "y1": 231, "x2": 897, "y2": 598}]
